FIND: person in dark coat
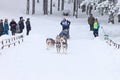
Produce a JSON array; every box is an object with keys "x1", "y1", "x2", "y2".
[
  {"x1": 0, "y1": 19, "x2": 4, "y2": 36},
  {"x1": 25, "y1": 18, "x2": 31, "y2": 35},
  {"x1": 10, "y1": 19, "x2": 17, "y2": 35},
  {"x1": 88, "y1": 14, "x2": 95, "y2": 31},
  {"x1": 4, "y1": 19, "x2": 9, "y2": 35},
  {"x1": 60, "y1": 17, "x2": 71, "y2": 38},
  {"x1": 18, "y1": 17, "x2": 25, "y2": 33}
]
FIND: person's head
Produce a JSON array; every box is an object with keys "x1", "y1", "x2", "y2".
[
  {"x1": 90, "y1": 14, "x2": 93, "y2": 17},
  {"x1": 20, "y1": 16, "x2": 24, "y2": 21},
  {"x1": 20, "y1": 16, "x2": 23, "y2": 20},
  {"x1": 5, "y1": 18, "x2": 8, "y2": 22},
  {"x1": 27, "y1": 18, "x2": 30, "y2": 21},
  {"x1": 94, "y1": 18, "x2": 98, "y2": 22},
  {"x1": 12, "y1": 18, "x2": 15, "y2": 21},
  {"x1": 63, "y1": 16, "x2": 66, "y2": 21},
  {"x1": 0, "y1": 19, "x2": 3, "y2": 23},
  {"x1": 1, "y1": 19, "x2": 3, "y2": 22},
  {"x1": 0, "y1": 19, "x2": 2, "y2": 23}
]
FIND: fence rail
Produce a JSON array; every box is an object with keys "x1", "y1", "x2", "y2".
[
  {"x1": 104, "y1": 36, "x2": 120, "y2": 49},
  {"x1": 0, "y1": 35, "x2": 24, "y2": 50},
  {"x1": 101, "y1": 26, "x2": 120, "y2": 49}
]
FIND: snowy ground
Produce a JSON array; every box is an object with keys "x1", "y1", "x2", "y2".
[{"x1": 0, "y1": 0, "x2": 120, "y2": 80}]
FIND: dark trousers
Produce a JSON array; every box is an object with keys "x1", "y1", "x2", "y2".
[
  {"x1": 20, "y1": 29, "x2": 23, "y2": 33},
  {"x1": 26, "y1": 30, "x2": 30, "y2": 35},
  {"x1": 11, "y1": 30, "x2": 16, "y2": 35},
  {"x1": 90, "y1": 24, "x2": 93, "y2": 31},
  {"x1": 93, "y1": 29, "x2": 98, "y2": 37},
  {"x1": 0, "y1": 31, "x2": 3, "y2": 36},
  {"x1": 4, "y1": 30, "x2": 8, "y2": 35}
]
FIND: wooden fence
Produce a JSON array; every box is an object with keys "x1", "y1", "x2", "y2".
[
  {"x1": 0, "y1": 35, "x2": 24, "y2": 50},
  {"x1": 104, "y1": 35, "x2": 120, "y2": 49}
]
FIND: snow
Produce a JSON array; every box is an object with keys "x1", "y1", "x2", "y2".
[{"x1": 0, "y1": 0, "x2": 120, "y2": 80}]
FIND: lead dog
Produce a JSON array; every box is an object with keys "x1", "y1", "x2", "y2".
[
  {"x1": 55, "y1": 35, "x2": 68, "y2": 53},
  {"x1": 46, "y1": 38, "x2": 55, "y2": 49},
  {"x1": 60, "y1": 36, "x2": 68, "y2": 53},
  {"x1": 55, "y1": 35, "x2": 61, "y2": 53}
]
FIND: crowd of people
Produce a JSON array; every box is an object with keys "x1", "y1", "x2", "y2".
[
  {"x1": 0, "y1": 17, "x2": 31, "y2": 37},
  {"x1": 0, "y1": 15, "x2": 100, "y2": 38},
  {"x1": 60, "y1": 15, "x2": 100, "y2": 38}
]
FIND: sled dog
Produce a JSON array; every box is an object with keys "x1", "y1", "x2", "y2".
[
  {"x1": 46, "y1": 38, "x2": 55, "y2": 49},
  {"x1": 55, "y1": 35, "x2": 68, "y2": 53},
  {"x1": 60, "y1": 37, "x2": 68, "y2": 53},
  {"x1": 55, "y1": 35, "x2": 61, "y2": 53}
]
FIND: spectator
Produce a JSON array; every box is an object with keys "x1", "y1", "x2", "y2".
[
  {"x1": 4, "y1": 19, "x2": 9, "y2": 35},
  {"x1": 10, "y1": 19, "x2": 17, "y2": 35},
  {"x1": 0, "y1": 19, "x2": 4, "y2": 36},
  {"x1": 93, "y1": 18, "x2": 100, "y2": 37},
  {"x1": 18, "y1": 17, "x2": 25, "y2": 33},
  {"x1": 88, "y1": 14, "x2": 95, "y2": 31},
  {"x1": 25, "y1": 18, "x2": 31, "y2": 35}
]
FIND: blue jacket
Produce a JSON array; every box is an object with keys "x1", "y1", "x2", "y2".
[
  {"x1": 61, "y1": 20, "x2": 71, "y2": 30},
  {"x1": 4, "y1": 22, "x2": 9, "y2": 31},
  {"x1": 60, "y1": 30, "x2": 68, "y2": 36}
]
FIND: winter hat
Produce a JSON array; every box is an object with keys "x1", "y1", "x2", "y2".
[
  {"x1": 27, "y1": 18, "x2": 30, "y2": 21},
  {"x1": 20, "y1": 16, "x2": 23, "y2": 20}
]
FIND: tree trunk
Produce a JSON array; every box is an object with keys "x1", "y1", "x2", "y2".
[
  {"x1": 37, "y1": 0, "x2": 39, "y2": 3},
  {"x1": 32, "y1": 0, "x2": 35, "y2": 14},
  {"x1": 75, "y1": 0, "x2": 79, "y2": 18},
  {"x1": 43, "y1": 0, "x2": 48, "y2": 15},
  {"x1": 73, "y1": 0, "x2": 76, "y2": 16},
  {"x1": 78, "y1": 0, "x2": 81, "y2": 8},
  {"x1": 58, "y1": 0, "x2": 60, "y2": 11},
  {"x1": 50, "y1": 0, "x2": 53, "y2": 14},
  {"x1": 61, "y1": 0, "x2": 64, "y2": 11},
  {"x1": 26, "y1": 0, "x2": 30, "y2": 14}
]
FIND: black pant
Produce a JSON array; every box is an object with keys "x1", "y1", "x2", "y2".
[
  {"x1": 0, "y1": 31, "x2": 3, "y2": 36},
  {"x1": 26, "y1": 30, "x2": 30, "y2": 35},
  {"x1": 11, "y1": 30, "x2": 16, "y2": 35},
  {"x1": 90, "y1": 24, "x2": 93, "y2": 31},
  {"x1": 93, "y1": 29, "x2": 98, "y2": 37}
]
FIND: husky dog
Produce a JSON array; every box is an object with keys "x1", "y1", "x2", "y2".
[
  {"x1": 60, "y1": 36, "x2": 68, "y2": 53},
  {"x1": 55, "y1": 35, "x2": 61, "y2": 53},
  {"x1": 55, "y1": 35, "x2": 68, "y2": 53},
  {"x1": 46, "y1": 38, "x2": 55, "y2": 49}
]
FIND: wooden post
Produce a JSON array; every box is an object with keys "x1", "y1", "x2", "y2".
[
  {"x1": 14, "y1": 43, "x2": 16, "y2": 46},
  {"x1": 1, "y1": 41, "x2": 4, "y2": 45},
  {"x1": 18, "y1": 41, "x2": 20, "y2": 44}
]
